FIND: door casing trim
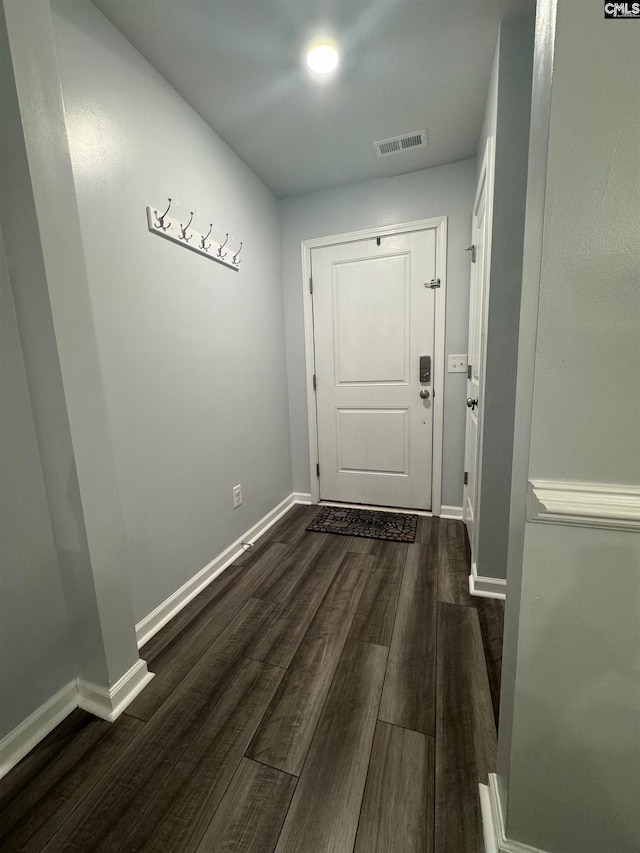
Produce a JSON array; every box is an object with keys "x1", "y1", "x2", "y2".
[
  {"x1": 463, "y1": 137, "x2": 496, "y2": 562},
  {"x1": 301, "y1": 216, "x2": 448, "y2": 514}
]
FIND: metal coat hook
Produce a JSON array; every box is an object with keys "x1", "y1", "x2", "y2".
[
  {"x1": 146, "y1": 202, "x2": 242, "y2": 271},
  {"x1": 217, "y1": 233, "x2": 229, "y2": 259},
  {"x1": 179, "y1": 211, "x2": 194, "y2": 242},
  {"x1": 155, "y1": 198, "x2": 172, "y2": 231},
  {"x1": 200, "y1": 224, "x2": 212, "y2": 252}
]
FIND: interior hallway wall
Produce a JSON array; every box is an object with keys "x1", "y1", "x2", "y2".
[
  {"x1": 0, "y1": 224, "x2": 75, "y2": 738},
  {"x1": 475, "y1": 15, "x2": 534, "y2": 581},
  {"x1": 498, "y1": 2, "x2": 640, "y2": 850},
  {"x1": 281, "y1": 159, "x2": 476, "y2": 509},
  {"x1": 52, "y1": 0, "x2": 292, "y2": 624},
  {"x1": 477, "y1": 28, "x2": 500, "y2": 178},
  {"x1": 1, "y1": 0, "x2": 144, "y2": 732}
]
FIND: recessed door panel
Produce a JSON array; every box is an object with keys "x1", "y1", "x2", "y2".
[
  {"x1": 336, "y1": 408, "x2": 409, "y2": 475},
  {"x1": 333, "y1": 256, "x2": 409, "y2": 385}
]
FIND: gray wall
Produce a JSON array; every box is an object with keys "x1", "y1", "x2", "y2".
[
  {"x1": 477, "y1": 30, "x2": 500, "y2": 176},
  {"x1": 0, "y1": 224, "x2": 75, "y2": 737},
  {"x1": 52, "y1": 0, "x2": 292, "y2": 623},
  {"x1": 526, "y1": 20, "x2": 639, "y2": 487},
  {"x1": 476, "y1": 16, "x2": 534, "y2": 580},
  {"x1": 281, "y1": 159, "x2": 477, "y2": 508},
  {"x1": 2, "y1": 0, "x2": 142, "y2": 692},
  {"x1": 499, "y1": 2, "x2": 640, "y2": 851}
]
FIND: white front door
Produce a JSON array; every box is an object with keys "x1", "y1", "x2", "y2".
[
  {"x1": 312, "y1": 230, "x2": 436, "y2": 510},
  {"x1": 464, "y1": 138, "x2": 494, "y2": 559}
]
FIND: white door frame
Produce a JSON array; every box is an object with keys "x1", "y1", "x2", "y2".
[
  {"x1": 301, "y1": 216, "x2": 448, "y2": 515},
  {"x1": 464, "y1": 138, "x2": 495, "y2": 591}
]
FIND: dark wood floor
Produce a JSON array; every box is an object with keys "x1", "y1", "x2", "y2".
[{"x1": 0, "y1": 506, "x2": 503, "y2": 853}]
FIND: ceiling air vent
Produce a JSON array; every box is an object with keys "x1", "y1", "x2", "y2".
[{"x1": 374, "y1": 129, "x2": 427, "y2": 158}]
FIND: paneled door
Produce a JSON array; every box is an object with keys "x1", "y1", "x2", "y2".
[
  {"x1": 312, "y1": 230, "x2": 436, "y2": 509},
  {"x1": 463, "y1": 138, "x2": 494, "y2": 560}
]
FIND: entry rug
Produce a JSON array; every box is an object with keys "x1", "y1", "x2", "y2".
[{"x1": 306, "y1": 506, "x2": 418, "y2": 543}]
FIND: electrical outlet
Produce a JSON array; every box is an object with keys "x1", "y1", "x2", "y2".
[
  {"x1": 448, "y1": 354, "x2": 468, "y2": 373},
  {"x1": 232, "y1": 484, "x2": 242, "y2": 508}
]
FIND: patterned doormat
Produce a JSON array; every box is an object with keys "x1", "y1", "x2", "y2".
[{"x1": 306, "y1": 506, "x2": 418, "y2": 543}]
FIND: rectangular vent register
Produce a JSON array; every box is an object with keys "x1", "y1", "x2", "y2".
[{"x1": 374, "y1": 129, "x2": 427, "y2": 158}]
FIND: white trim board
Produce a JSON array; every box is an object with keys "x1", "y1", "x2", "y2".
[
  {"x1": 480, "y1": 774, "x2": 549, "y2": 853},
  {"x1": 301, "y1": 217, "x2": 448, "y2": 516},
  {"x1": 470, "y1": 560, "x2": 507, "y2": 600},
  {"x1": 0, "y1": 681, "x2": 77, "y2": 780},
  {"x1": 527, "y1": 479, "x2": 640, "y2": 532},
  {"x1": 0, "y1": 663, "x2": 153, "y2": 781},
  {"x1": 320, "y1": 500, "x2": 433, "y2": 517},
  {"x1": 77, "y1": 659, "x2": 153, "y2": 723},
  {"x1": 135, "y1": 493, "x2": 305, "y2": 648},
  {"x1": 464, "y1": 135, "x2": 496, "y2": 580},
  {"x1": 440, "y1": 504, "x2": 463, "y2": 520},
  {"x1": 318, "y1": 499, "x2": 464, "y2": 522}
]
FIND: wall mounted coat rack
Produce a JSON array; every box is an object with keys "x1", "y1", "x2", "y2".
[{"x1": 146, "y1": 199, "x2": 243, "y2": 271}]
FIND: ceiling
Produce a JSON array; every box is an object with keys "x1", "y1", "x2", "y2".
[{"x1": 91, "y1": 0, "x2": 535, "y2": 198}]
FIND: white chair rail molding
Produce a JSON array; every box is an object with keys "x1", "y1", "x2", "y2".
[{"x1": 526, "y1": 480, "x2": 640, "y2": 531}]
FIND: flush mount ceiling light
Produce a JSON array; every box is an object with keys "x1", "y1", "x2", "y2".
[{"x1": 306, "y1": 42, "x2": 340, "y2": 75}]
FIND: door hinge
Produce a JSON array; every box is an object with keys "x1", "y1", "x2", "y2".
[
  {"x1": 316, "y1": 462, "x2": 320, "y2": 477},
  {"x1": 313, "y1": 373, "x2": 317, "y2": 391},
  {"x1": 464, "y1": 471, "x2": 468, "y2": 486},
  {"x1": 309, "y1": 276, "x2": 313, "y2": 294},
  {"x1": 466, "y1": 245, "x2": 476, "y2": 263},
  {"x1": 426, "y1": 278, "x2": 441, "y2": 289},
  {"x1": 467, "y1": 364, "x2": 472, "y2": 380}
]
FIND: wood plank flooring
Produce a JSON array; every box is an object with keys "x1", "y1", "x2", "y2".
[
  {"x1": 0, "y1": 508, "x2": 503, "y2": 853},
  {"x1": 354, "y1": 721, "x2": 435, "y2": 853},
  {"x1": 435, "y1": 603, "x2": 497, "y2": 853},
  {"x1": 378, "y1": 542, "x2": 437, "y2": 734}
]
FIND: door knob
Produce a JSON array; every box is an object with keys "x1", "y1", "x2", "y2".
[
  {"x1": 466, "y1": 397, "x2": 478, "y2": 410},
  {"x1": 420, "y1": 388, "x2": 430, "y2": 399}
]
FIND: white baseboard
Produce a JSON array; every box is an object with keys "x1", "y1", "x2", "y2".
[
  {"x1": 479, "y1": 781, "x2": 499, "y2": 853},
  {"x1": 0, "y1": 661, "x2": 154, "y2": 780},
  {"x1": 480, "y1": 774, "x2": 549, "y2": 853},
  {"x1": 470, "y1": 560, "x2": 507, "y2": 600},
  {"x1": 440, "y1": 504, "x2": 463, "y2": 520},
  {"x1": 0, "y1": 486, "x2": 301, "y2": 774},
  {"x1": 0, "y1": 681, "x2": 77, "y2": 780},
  {"x1": 135, "y1": 493, "x2": 299, "y2": 648},
  {"x1": 77, "y1": 659, "x2": 154, "y2": 723}
]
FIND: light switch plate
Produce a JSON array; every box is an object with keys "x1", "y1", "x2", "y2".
[{"x1": 448, "y1": 354, "x2": 468, "y2": 373}]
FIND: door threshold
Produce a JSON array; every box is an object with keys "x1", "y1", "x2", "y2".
[{"x1": 319, "y1": 500, "x2": 433, "y2": 517}]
